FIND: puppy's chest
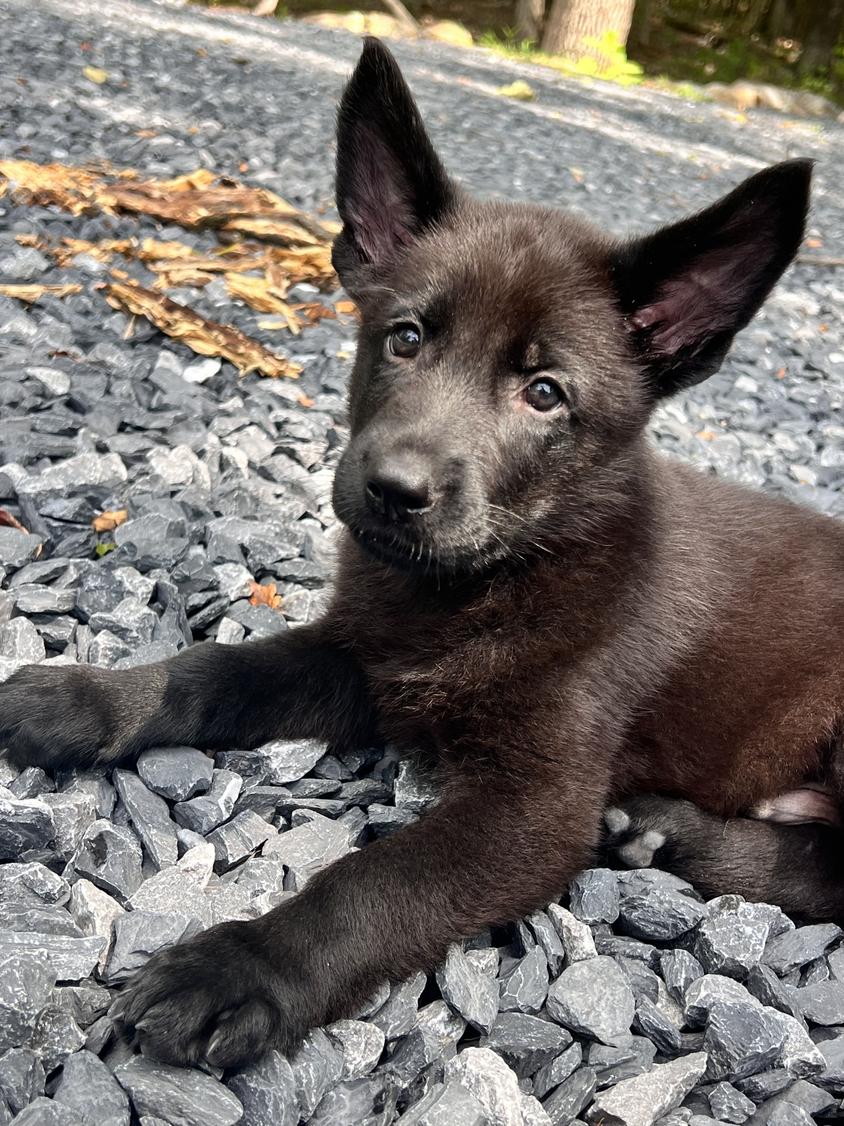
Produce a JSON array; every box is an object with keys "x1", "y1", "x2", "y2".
[{"x1": 354, "y1": 612, "x2": 559, "y2": 746}]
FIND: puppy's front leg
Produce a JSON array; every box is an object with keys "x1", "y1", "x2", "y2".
[
  {"x1": 0, "y1": 621, "x2": 375, "y2": 770},
  {"x1": 116, "y1": 764, "x2": 610, "y2": 1068}
]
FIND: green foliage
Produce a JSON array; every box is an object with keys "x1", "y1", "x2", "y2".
[
  {"x1": 481, "y1": 27, "x2": 643, "y2": 88},
  {"x1": 95, "y1": 542, "x2": 116, "y2": 557}
]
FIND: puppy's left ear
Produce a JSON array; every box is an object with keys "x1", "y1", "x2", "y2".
[
  {"x1": 612, "y1": 160, "x2": 812, "y2": 396},
  {"x1": 333, "y1": 37, "x2": 457, "y2": 290}
]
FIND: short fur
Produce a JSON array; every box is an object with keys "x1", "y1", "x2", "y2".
[{"x1": 1, "y1": 39, "x2": 841, "y2": 1069}]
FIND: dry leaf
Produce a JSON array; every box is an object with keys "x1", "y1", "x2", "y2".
[
  {"x1": 0, "y1": 508, "x2": 29, "y2": 533},
  {"x1": 83, "y1": 66, "x2": 109, "y2": 85},
  {"x1": 0, "y1": 283, "x2": 81, "y2": 303},
  {"x1": 805, "y1": 237, "x2": 823, "y2": 249},
  {"x1": 292, "y1": 302, "x2": 336, "y2": 326},
  {"x1": 334, "y1": 299, "x2": 358, "y2": 316},
  {"x1": 248, "y1": 580, "x2": 283, "y2": 610},
  {"x1": 696, "y1": 429, "x2": 716, "y2": 441},
  {"x1": 225, "y1": 273, "x2": 300, "y2": 331},
  {"x1": 105, "y1": 281, "x2": 301, "y2": 378},
  {"x1": 297, "y1": 393, "x2": 315, "y2": 408},
  {"x1": 92, "y1": 509, "x2": 128, "y2": 533}
]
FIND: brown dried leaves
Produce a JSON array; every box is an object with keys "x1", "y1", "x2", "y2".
[
  {"x1": 0, "y1": 160, "x2": 346, "y2": 379},
  {"x1": 106, "y1": 282, "x2": 301, "y2": 379}
]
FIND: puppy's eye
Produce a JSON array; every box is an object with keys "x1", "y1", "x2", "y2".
[
  {"x1": 387, "y1": 324, "x2": 422, "y2": 358},
  {"x1": 524, "y1": 379, "x2": 565, "y2": 413}
]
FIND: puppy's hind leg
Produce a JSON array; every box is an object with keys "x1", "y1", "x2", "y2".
[{"x1": 602, "y1": 794, "x2": 844, "y2": 922}]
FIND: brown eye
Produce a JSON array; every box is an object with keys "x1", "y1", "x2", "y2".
[
  {"x1": 525, "y1": 379, "x2": 565, "y2": 412},
  {"x1": 387, "y1": 324, "x2": 422, "y2": 358}
]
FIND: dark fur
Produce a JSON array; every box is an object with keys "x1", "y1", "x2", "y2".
[{"x1": 1, "y1": 39, "x2": 841, "y2": 1069}]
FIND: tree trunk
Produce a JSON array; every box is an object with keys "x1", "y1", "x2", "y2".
[
  {"x1": 540, "y1": 0, "x2": 635, "y2": 59},
  {"x1": 795, "y1": 0, "x2": 844, "y2": 74},
  {"x1": 515, "y1": 0, "x2": 546, "y2": 43}
]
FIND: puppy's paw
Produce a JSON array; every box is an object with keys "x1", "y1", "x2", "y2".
[
  {"x1": 600, "y1": 795, "x2": 694, "y2": 869},
  {"x1": 112, "y1": 921, "x2": 302, "y2": 1069},
  {"x1": 0, "y1": 663, "x2": 118, "y2": 770}
]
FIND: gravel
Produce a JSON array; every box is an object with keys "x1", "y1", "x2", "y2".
[{"x1": 0, "y1": 0, "x2": 842, "y2": 1120}]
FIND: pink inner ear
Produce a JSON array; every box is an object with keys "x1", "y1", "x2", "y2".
[
  {"x1": 630, "y1": 245, "x2": 755, "y2": 358},
  {"x1": 347, "y1": 125, "x2": 417, "y2": 264}
]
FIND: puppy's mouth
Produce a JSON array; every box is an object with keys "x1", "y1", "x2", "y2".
[
  {"x1": 348, "y1": 524, "x2": 508, "y2": 576},
  {"x1": 349, "y1": 526, "x2": 440, "y2": 571}
]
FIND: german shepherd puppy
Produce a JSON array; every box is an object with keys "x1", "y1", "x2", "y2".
[{"x1": 1, "y1": 39, "x2": 841, "y2": 1069}]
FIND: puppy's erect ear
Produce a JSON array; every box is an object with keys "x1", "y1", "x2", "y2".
[
  {"x1": 333, "y1": 37, "x2": 457, "y2": 287},
  {"x1": 612, "y1": 160, "x2": 811, "y2": 396}
]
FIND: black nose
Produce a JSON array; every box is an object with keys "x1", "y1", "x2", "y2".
[{"x1": 365, "y1": 456, "x2": 434, "y2": 522}]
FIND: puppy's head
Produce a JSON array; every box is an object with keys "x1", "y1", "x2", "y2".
[{"x1": 331, "y1": 38, "x2": 811, "y2": 574}]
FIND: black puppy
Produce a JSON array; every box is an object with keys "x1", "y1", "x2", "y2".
[{"x1": 1, "y1": 39, "x2": 842, "y2": 1069}]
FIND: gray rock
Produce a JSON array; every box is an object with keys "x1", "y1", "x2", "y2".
[
  {"x1": 0, "y1": 932, "x2": 103, "y2": 983},
  {"x1": 499, "y1": 945, "x2": 549, "y2": 1015},
  {"x1": 707, "y1": 1080, "x2": 756, "y2": 1123},
  {"x1": 291, "y1": 1028, "x2": 344, "y2": 1119},
  {"x1": 386, "y1": 1001, "x2": 466, "y2": 1085},
  {"x1": 685, "y1": 976, "x2": 758, "y2": 1027},
  {"x1": 660, "y1": 950, "x2": 705, "y2": 1004},
  {"x1": 444, "y1": 1047, "x2": 525, "y2": 1126},
  {"x1": 0, "y1": 1047, "x2": 44, "y2": 1114},
  {"x1": 54, "y1": 982, "x2": 111, "y2": 1029},
  {"x1": 113, "y1": 770, "x2": 178, "y2": 870},
  {"x1": 0, "y1": 618, "x2": 45, "y2": 663},
  {"x1": 437, "y1": 944, "x2": 499, "y2": 1033},
  {"x1": 755, "y1": 1080, "x2": 837, "y2": 1120},
  {"x1": 206, "y1": 810, "x2": 274, "y2": 871},
  {"x1": 618, "y1": 890, "x2": 707, "y2": 942},
  {"x1": 704, "y1": 1001, "x2": 788, "y2": 1081},
  {"x1": 127, "y1": 864, "x2": 213, "y2": 926},
  {"x1": 41, "y1": 791, "x2": 97, "y2": 861},
  {"x1": 695, "y1": 912, "x2": 771, "y2": 980},
  {"x1": 394, "y1": 759, "x2": 439, "y2": 814},
  {"x1": 634, "y1": 996, "x2": 683, "y2": 1054},
  {"x1": 262, "y1": 812, "x2": 352, "y2": 885},
  {"x1": 226, "y1": 1049, "x2": 298, "y2": 1126},
  {"x1": 795, "y1": 981, "x2": 844, "y2": 1025},
  {"x1": 12, "y1": 1098, "x2": 78, "y2": 1125},
  {"x1": 765, "y1": 1104, "x2": 814, "y2": 1126},
  {"x1": 252, "y1": 738, "x2": 327, "y2": 785},
  {"x1": 763, "y1": 926, "x2": 842, "y2": 976},
  {"x1": 0, "y1": 863, "x2": 68, "y2": 906},
  {"x1": 28, "y1": 1005, "x2": 86, "y2": 1072},
  {"x1": 0, "y1": 530, "x2": 43, "y2": 570},
  {"x1": 744, "y1": 965, "x2": 802, "y2": 1020},
  {"x1": 70, "y1": 819, "x2": 144, "y2": 903},
  {"x1": 534, "y1": 1042, "x2": 583, "y2": 1099},
  {"x1": 586, "y1": 1052, "x2": 709, "y2": 1126},
  {"x1": 546, "y1": 956, "x2": 635, "y2": 1046},
  {"x1": 114, "y1": 1056, "x2": 243, "y2": 1126},
  {"x1": 734, "y1": 1069, "x2": 792, "y2": 1101},
  {"x1": 105, "y1": 910, "x2": 198, "y2": 984},
  {"x1": 308, "y1": 1076, "x2": 399, "y2": 1124},
  {"x1": 569, "y1": 869, "x2": 620, "y2": 925},
  {"x1": 482, "y1": 1012, "x2": 572, "y2": 1078},
  {"x1": 528, "y1": 910, "x2": 566, "y2": 976},
  {"x1": 548, "y1": 904, "x2": 597, "y2": 963},
  {"x1": 369, "y1": 975, "x2": 431, "y2": 1041},
  {"x1": 136, "y1": 747, "x2": 214, "y2": 802},
  {"x1": 0, "y1": 790, "x2": 54, "y2": 859},
  {"x1": 327, "y1": 1019, "x2": 385, "y2": 1081},
  {"x1": 68, "y1": 879, "x2": 125, "y2": 971},
  {"x1": 543, "y1": 1065, "x2": 597, "y2": 1125},
  {"x1": 0, "y1": 951, "x2": 54, "y2": 1053},
  {"x1": 401, "y1": 1080, "x2": 488, "y2": 1125},
  {"x1": 815, "y1": 1031, "x2": 844, "y2": 1089},
  {"x1": 52, "y1": 1048, "x2": 130, "y2": 1126},
  {"x1": 173, "y1": 770, "x2": 241, "y2": 835}
]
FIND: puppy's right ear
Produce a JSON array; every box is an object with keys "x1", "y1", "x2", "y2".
[{"x1": 333, "y1": 38, "x2": 457, "y2": 289}]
